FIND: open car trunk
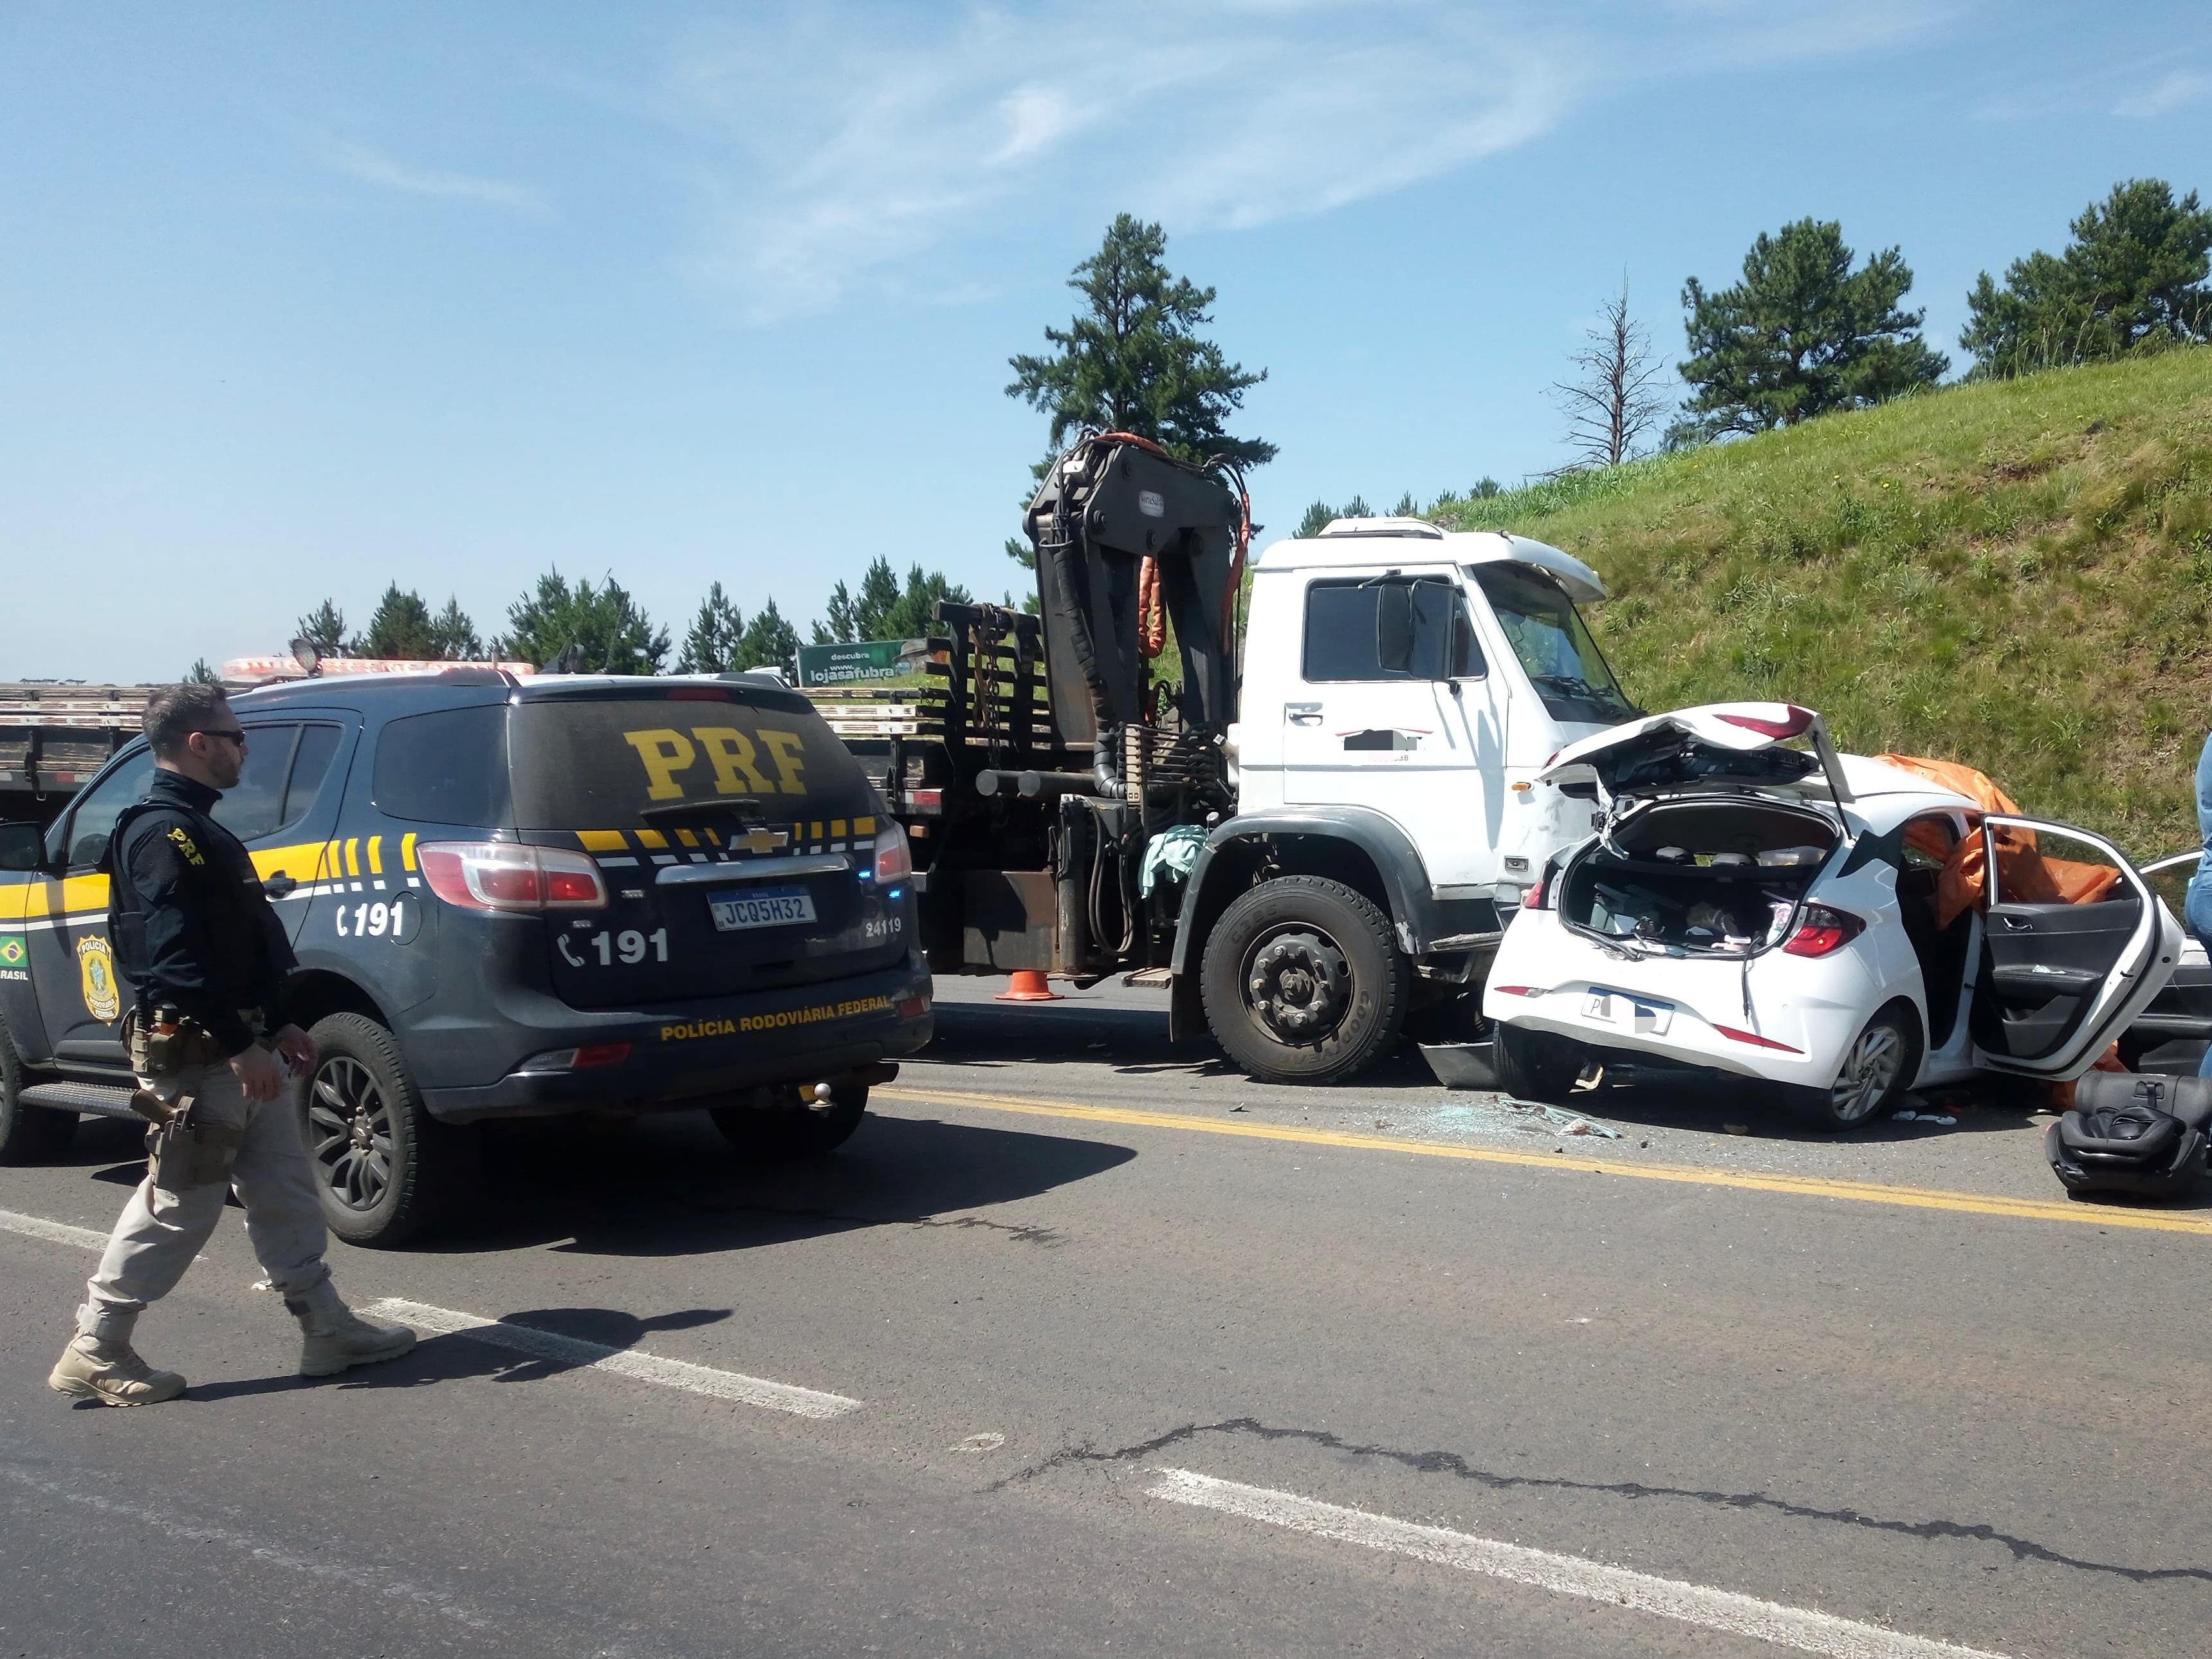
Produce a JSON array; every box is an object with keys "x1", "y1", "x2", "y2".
[{"x1": 1558, "y1": 797, "x2": 1841, "y2": 956}]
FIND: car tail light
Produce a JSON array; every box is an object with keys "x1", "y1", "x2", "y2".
[
  {"x1": 871, "y1": 822, "x2": 912, "y2": 884},
  {"x1": 515, "y1": 1041, "x2": 632, "y2": 1075},
  {"x1": 1492, "y1": 985, "x2": 1543, "y2": 997},
  {"x1": 896, "y1": 992, "x2": 932, "y2": 1020},
  {"x1": 1713, "y1": 1023, "x2": 1803, "y2": 1053},
  {"x1": 1522, "y1": 862, "x2": 1556, "y2": 910},
  {"x1": 418, "y1": 842, "x2": 609, "y2": 913},
  {"x1": 1783, "y1": 904, "x2": 1865, "y2": 958},
  {"x1": 1717, "y1": 705, "x2": 1814, "y2": 739}
]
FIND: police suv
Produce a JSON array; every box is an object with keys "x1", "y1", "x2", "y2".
[{"x1": 0, "y1": 669, "x2": 934, "y2": 1245}]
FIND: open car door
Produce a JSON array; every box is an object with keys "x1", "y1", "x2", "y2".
[{"x1": 1968, "y1": 814, "x2": 2182, "y2": 1078}]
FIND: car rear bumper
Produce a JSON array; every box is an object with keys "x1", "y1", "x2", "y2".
[{"x1": 419, "y1": 954, "x2": 935, "y2": 1122}]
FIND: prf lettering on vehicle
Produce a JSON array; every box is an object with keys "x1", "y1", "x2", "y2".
[
  {"x1": 661, "y1": 994, "x2": 892, "y2": 1043},
  {"x1": 622, "y1": 726, "x2": 809, "y2": 800}
]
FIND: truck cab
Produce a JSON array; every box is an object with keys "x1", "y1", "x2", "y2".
[{"x1": 1232, "y1": 517, "x2": 1636, "y2": 916}]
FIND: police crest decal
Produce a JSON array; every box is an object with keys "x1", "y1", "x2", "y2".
[{"x1": 76, "y1": 935, "x2": 122, "y2": 1023}]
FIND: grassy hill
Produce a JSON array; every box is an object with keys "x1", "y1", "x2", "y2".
[{"x1": 1430, "y1": 348, "x2": 2212, "y2": 858}]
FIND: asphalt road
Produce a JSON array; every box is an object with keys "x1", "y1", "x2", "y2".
[{"x1": 5, "y1": 978, "x2": 2209, "y2": 1659}]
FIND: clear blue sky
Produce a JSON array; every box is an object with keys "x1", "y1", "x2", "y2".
[{"x1": 5, "y1": 1, "x2": 2209, "y2": 681}]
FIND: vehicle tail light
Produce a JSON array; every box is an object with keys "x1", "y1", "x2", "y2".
[
  {"x1": 418, "y1": 842, "x2": 608, "y2": 913},
  {"x1": 515, "y1": 1041, "x2": 632, "y2": 1075},
  {"x1": 1782, "y1": 904, "x2": 1865, "y2": 958},
  {"x1": 1713, "y1": 1023, "x2": 1803, "y2": 1053},
  {"x1": 871, "y1": 822, "x2": 912, "y2": 884},
  {"x1": 1717, "y1": 705, "x2": 1814, "y2": 739},
  {"x1": 896, "y1": 992, "x2": 932, "y2": 1020},
  {"x1": 1522, "y1": 862, "x2": 1556, "y2": 910},
  {"x1": 1492, "y1": 985, "x2": 1542, "y2": 997}
]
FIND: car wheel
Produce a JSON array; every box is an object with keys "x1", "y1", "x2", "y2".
[
  {"x1": 1495, "y1": 1023, "x2": 1583, "y2": 1104},
  {"x1": 1793, "y1": 1004, "x2": 1921, "y2": 1133},
  {"x1": 302, "y1": 1012, "x2": 477, "y2": 1248},
  {"x1": 1201, "y1": 876, "x2": 1410, "y2": 1086},
  {"x1": 710, "y1": 1086, "x2": 868, "y2": 1160},
  {"x1": 0, "y1": 1012, "x2": 76, "y2": 1165}
]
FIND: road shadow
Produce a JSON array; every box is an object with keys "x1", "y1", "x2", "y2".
[
  {"x1": 925, "y1": 1000, "x2": 1442, "y2": 1090},
  {"x1": 411, "y1": 1109, "x2": 1136, "y2": 1259},
  {"x1": 181, "y1": 1306, "x2": 735, "y2": 1402}
]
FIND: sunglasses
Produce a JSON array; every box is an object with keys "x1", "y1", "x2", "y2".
[{"x1": 193, "y1": 728, "x2": 248, "y2": 746}]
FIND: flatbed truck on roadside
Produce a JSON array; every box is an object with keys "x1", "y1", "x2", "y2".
[{"x1": 796, "y1": 434, "x2": 1643, "y2": 1084}]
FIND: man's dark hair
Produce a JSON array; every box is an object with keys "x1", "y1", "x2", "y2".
[{"x1": 143, "y1": 683, "x2": 232, "y2": 759}]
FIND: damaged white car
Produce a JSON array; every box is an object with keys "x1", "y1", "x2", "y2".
[{"x1": 1482, "y1": 704, "x2": 2184, "y2": 1129}]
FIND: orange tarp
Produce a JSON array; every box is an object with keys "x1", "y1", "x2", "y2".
[{"x1": 1876, "y1": 755, "x2": 2121, "y2": 927}]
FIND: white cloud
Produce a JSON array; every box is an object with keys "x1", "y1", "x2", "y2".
[
  {"x1": 322, "y1": 140, "x2": 546, "y2": 213},
  {"x1": 2115, "y1": 70, "x2": 2209, "y2": 119},
  {"x1": 640, "y1": 1, "x2": 1939, "y2": 324}
]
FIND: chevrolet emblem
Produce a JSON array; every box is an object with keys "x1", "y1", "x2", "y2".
[{"x1": 734, "y1": 828, "x2": 790, "y2": 855}]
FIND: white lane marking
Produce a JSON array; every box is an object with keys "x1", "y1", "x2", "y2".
[
  {"x1": 364, "y1": 1298, "x2": 863, "y2": 1420},
  {"x1": 1148, "y1": 1469, "x2": 2011, "y2": 1659},
  {"x1": 0, "y1": 1207, "x2": 112, "y2": 1252},
  {"x1": 1, "y1": 1466, "x2": 495, "y2": 1630}
]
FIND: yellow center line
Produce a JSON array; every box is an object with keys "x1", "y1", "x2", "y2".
[{"x1": 874, "y1": 1084, "x2": 2212, "y2": 1238}]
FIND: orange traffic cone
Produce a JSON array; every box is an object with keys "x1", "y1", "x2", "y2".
[{"x1": 995, "y1": 969, "x2": 1062, "y2": 1002}]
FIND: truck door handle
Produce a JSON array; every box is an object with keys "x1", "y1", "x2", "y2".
[
  {"x1": 1285, "y1": 703, "x2": 1322, "y2": 726},
  {"x1": 263, "y1": 873, "x2": 298, "y2": 898}
]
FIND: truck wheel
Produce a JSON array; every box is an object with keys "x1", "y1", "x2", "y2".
[
  {"x1": 1789, "y1": 1004, "x2": 1920, "y2": 1133},
  {"x1": 302, "y1": 1013, "x2": 477, "y2": 1248},
  {"x1": 1494, "y1": 1024, "x2": 1583, "y2": 1103},
  {"x1": 710, "y1": 1087, "x2": 868, "y2": 1160},
  {"x1": 1201, "y1": 875, "x2": 1408, "y2": 1085},
  {"x1": 0, "y1": 1013, "x2": 76, "y2": 1165}
]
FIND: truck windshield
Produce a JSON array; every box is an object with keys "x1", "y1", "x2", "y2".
[{"x1": 1468, "y1": 564, "x2": 1639, "y2": 725}]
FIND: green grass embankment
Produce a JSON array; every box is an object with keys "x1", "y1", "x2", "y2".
[{"x1": 1431, "y1": 349, "x2": 2212, "y2": 857}]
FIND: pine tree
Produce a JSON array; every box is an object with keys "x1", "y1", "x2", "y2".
[
  {"x1": 677, "y1": 582, "x2": 744, "y2": 672},
  {"x1": 1296, "y1": 501, "x2": 1336, "y2": 537},
  {"x1": 294, "y1": 600, "x2": 349, "y2": 660},
  {"x1": 1341, "y1": 494, "x2": 1372, "y2": 519},
  {"x1": 493, "y1": 571, "x2": 669, "y2": 674},
  {"x1": 735, "y1": 598, "x2": 798, "y2": 672},
  {"x1": 360, "y1": 584, "x2": 439, "y2": 659},
  {"x1": 1962, "y1": 179, "x2": 2212, "y2": 377},
  {"x1": 1677, "y1": 219, "x2": 1947, "y2": 440},
  {"x1": 1004, "y1": 213, "x2": 1275, "y2": 565},
  {"x1": 1391, "y1": 491, "x2": 1421, "y2": 517},
  {"x1": 429, "y1": 597, "x2": 482, "y2": 660},
  {"x1": 187, "y1": 658, "x2": 222, "y2": 686}
]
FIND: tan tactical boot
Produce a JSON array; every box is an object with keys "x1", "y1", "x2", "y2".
[
  {"x1": 290, "y1": 1281, "x2": 417, "y2": 1377},
  {"x1": 48, "y1": 1334, "x2": 187, "y2": 1407}
]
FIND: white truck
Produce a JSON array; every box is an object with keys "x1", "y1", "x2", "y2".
[{"x1": 800, "y1": 434, "x2": 1638, "y2": 1084}]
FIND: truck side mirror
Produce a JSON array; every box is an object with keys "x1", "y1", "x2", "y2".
[
  {"x1": 1375, "y1": 586, "x2": 1415, "y2": 674},
  {"x1": 0, "y1": 821, "x2": 43, "y2": 872}
]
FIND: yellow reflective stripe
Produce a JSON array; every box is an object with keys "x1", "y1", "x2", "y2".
[
  {"x1": 636, "y1": 828, "x2": 669, "y2": 849},
  {"x1": 401, "y1": 833, "x2": 418, "y2": 872},
  {"x1": 344, "y1": 839, "x2": 360, "y2": 878},
  {"x1": 61, "y1": 874, "x2": 109, "y2": 912},
  {"x1": 703, "y1": 828, "x2": 721, "y2": 846},
  {"x1": 0, "y1": 882, "x2": 33, "y2": 922},
  {"x1": 365, "y1": 836, "x2": 383, "y2": 875},
  {"x1": 830, "y1": 819, "x2": 847, "y2": 839},
  {"x1": 810, "y1": 820, "x2": 825, "y2": 840},
  {"x1": 577, "y1": 829, "x2": 629, "y2": 853},
  {"x1": 676, "y1": 828, "x2": 699, "y2": 848},
  {"x1": 854, "y1": 816, "x2": 876, "y2": 837}
]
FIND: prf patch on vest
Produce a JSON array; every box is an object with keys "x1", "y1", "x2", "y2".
[
  {"x1": 77, "y1": 935, "x2": 122, "y2": 1024},
  {"x1": 166, "y1": 825, "x2": 205, "y2": 866}
]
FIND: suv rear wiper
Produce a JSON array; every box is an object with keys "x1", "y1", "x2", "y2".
[{"x1": 638, "y1": 799, "x2": 766, "y2": 824}]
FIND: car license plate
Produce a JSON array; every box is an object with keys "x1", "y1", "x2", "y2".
[
  {"x1": 708, "y1": 885, "x2": 817, "y2": 932},
  {"x1": 1584, "y1": 987, "x2": 1672, "y2": 1035}
]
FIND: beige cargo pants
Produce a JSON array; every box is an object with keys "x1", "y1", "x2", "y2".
[{"x1": 76, "y1": 1058, "x2": 331, "y2": 1342}]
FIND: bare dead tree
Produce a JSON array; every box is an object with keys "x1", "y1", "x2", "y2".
[{"x1": 1551, "y1": 282, "x2": 1670, "y2": 468}]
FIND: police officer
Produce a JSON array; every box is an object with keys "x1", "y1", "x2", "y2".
[{"x1": 50, "y1": 683, "x2": 416, "y2": 1407}]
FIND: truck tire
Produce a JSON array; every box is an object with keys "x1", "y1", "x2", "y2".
[
  {"x1": 1201, "y1": 875, "x2": 1409, "y2": 1085},
  {"x1": 1495, "y1": 1024, "x2": 1582, "y2": 1104},
  {"x1": 301, "y1": 1012, "x2": 477, "y2": 1248},
  {"x1": 0, "y1": 1012, "x2": 77, "y2": 1165},
  {"x1": 710, "y1": 1086, "x2": 868, "y2": 1160}
]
